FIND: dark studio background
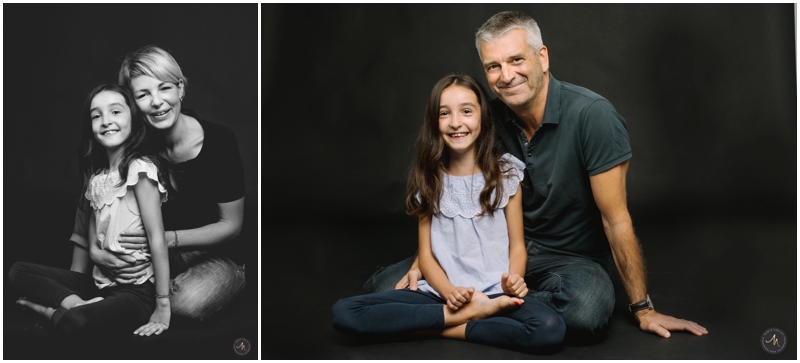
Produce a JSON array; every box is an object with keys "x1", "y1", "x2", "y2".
[
  {"x1": 3, "y1": 4, "x2": 258, "y2": 359},
  {"x1": 264, "y1": 4, "x2": 796, "y2": 359}
]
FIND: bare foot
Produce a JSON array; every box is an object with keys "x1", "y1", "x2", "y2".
[
  {"x1": 444, "y1": 292, "x2": 523, "y2": 326},
  {"x1": 74, "y1": 297, "x2": 104, "y2": 307},
  {"x1": 60, "y1": 294, "x2": 103, "y2": 309},
  {"x1": 16, "y1": 298, "x2": 56, "y2": 320},
  {"x1": 468, "y1": 292, "x2": 523, "y2": 320}
]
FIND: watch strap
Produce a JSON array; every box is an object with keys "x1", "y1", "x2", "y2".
[{"x1": 628, "y1": 294, "x2": 653, "y2": 313}]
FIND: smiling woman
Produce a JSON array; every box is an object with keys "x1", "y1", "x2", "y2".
[
  {"x1": 121, "y1": 46, "x2": 188, "y2": 131},
  {"x1": 4, "y1": 4, "x2": 257, "y2": 359},
  {"x1": 63, "y1": 46, "x2": 247, "y2": 324}
]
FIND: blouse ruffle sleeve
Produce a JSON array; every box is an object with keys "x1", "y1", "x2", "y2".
[
  {"x1": 86, "y1": 158, "x2": 168, "y2": 210},
  {"x1": 126, "y1": 159, "x2": 168, "y2": 201},
  {"x1": 495, "y1": 153, "x2": 525, "y2": 210}
]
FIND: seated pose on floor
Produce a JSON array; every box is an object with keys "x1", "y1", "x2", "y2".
[
  {"x1": 364, "y1": 11, "x2": 708, "y2": 341},
  {"x1": 332, "y1": 74, "x2": 565, "y2": 351},
  {"x1": 10, "y1": 84, "x2": 171, "y2": 336},
  {"x1": 69, "y1": 45, "x2": 247, "y2": 321}
]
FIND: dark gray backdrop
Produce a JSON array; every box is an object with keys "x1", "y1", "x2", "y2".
[
  {"x1": 263, "y1": 5, "x2": 796, "y2": 358},
  {"x1": 265, "y1": 3, "x2": 795, "y2": 223},
  {"x1": 4, "y1": 4, "x2": 258, "y2": 279}
]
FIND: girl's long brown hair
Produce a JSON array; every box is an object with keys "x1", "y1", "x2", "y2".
[{"x1": 406, "y1": 74, "x2": 510, "y2": 218}]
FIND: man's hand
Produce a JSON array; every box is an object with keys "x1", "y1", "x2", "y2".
[
  {"x1": 117, "y1": 228, "x2": 152, "y2": 252},
  {"x1": 394, "y1": 267, "x2": 423, "y2": 291},
  {"x1": 447, "y1": 286, "x2": 475, "y2": 311},
  {"x1": 636, "y1": 310, "x2": 708, "y2": 338},
  {"x1": 501, "y1": 273, "x2": 528, "y2": 298}
]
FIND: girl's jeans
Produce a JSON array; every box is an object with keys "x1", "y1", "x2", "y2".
[
  {"x1": 8, "y1": 261, "x2": 155, "y2": 334},
  {"x1": 363, "y1": 240, "x2": 615, "y2": 338},
  {"x1": 332, "y1": 289, "x2": 565, "y2": 350}
]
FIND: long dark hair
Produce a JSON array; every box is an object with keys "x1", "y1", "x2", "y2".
[
  {"x1": 406, "y1": 74, "x2": 509, "y2": 218},
  {"x1": 77, "y1": 84, "x2": 158, "y2": 195}
]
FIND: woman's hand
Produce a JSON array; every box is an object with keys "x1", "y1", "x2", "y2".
[
  {"x1": 501, "y1": 273, "x2": 528, "y2": 298},
  {"x1": 134, "y1": 304, "x2": 171, "y2": 336},
  {"x1": 117, "y1": 228, "x2": 154, "y2": 252},
  {"x1": 90, "y1": 248, "x2": 150, "y2": 284},
  {"x1": 447, "y1": 286, "x2": 475, "y2": 311}
]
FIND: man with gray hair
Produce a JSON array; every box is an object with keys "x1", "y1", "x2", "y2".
[{"x1": 364, "y1": 10, "x2": 707, "y2": 342}]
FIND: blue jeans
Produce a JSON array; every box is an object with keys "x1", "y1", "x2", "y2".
[
  {"x1": 169, "y1": 251, "x2": 246, "y2": 321},
  {"x1": 332, "y1": 289, "x2": 565, "y2": 350},
  {"x1": 363, "y1": 241, "x2": 614, "y2": 338}
]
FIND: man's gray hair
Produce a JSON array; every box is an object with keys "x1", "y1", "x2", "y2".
[{"x1": 475, "y1": 11, "x2": 543, "y2": 59}]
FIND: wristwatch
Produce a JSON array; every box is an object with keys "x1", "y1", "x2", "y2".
[{"x1": 628, "y1": 294, "x2": 654, "y2": 313}]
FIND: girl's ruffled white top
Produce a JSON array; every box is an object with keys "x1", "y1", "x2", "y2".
[
  {"x1": 417, "y1": 153, "x2": 525, "y2": 297},
  {"x1": 85, "y1": 158, "x2": 167, "y2": 289}
]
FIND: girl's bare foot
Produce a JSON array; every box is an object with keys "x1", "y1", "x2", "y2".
[
  {"x1": 74, "y1": 297, "x2": 104, "y2": 307},
  {"x1": 444, "y1": 292, "x2": 523, "y2": 326},
  {"x1": 16, "y1": 298, "x2": 57, "y2": 320},
  {"x1": 468, "y1": 292, "x2": 523, "y2": 320},
  {"x1": 60, "y1": 294, "x2": 103, "y2": 309}
]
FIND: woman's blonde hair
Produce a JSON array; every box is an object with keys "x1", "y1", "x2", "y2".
[{"x1": 118, "y1": 45, "x2": 188, "y2": 92}]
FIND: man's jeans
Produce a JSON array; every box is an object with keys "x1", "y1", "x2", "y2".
[{"x1": 363, "y1": 240, "x2": 615, "y2": 339}]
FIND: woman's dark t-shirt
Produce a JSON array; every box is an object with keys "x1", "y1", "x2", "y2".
[{"x1": 160, "y1": 109, "x2": 245, "y2": 250}]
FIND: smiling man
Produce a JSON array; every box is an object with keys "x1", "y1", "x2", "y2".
[
  {"x1": 474, "y1": 10, "x2": 707, "y2": 340},
  {"x1": 364, "y1": 10, "x2": 708, "y2": 342}
]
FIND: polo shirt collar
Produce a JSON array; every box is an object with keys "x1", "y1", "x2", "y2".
[
  {"x1": 542, "y1": 73, "x2": 561, "y2": 126},
  {"x1": 500, "y1": 73, "x2": 562, "y2": 126}
]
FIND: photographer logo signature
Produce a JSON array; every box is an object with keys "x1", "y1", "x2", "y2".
[
  {"x1": 761, "y1": 328, "x2": 787, "y2": 354},
  {"x1": 233, "y1": 337, "x2": 251, "y2": 356}
]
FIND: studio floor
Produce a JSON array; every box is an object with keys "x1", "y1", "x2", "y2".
[{"x1": 264, "y1": 213, "x2": 796, "y2": 359}]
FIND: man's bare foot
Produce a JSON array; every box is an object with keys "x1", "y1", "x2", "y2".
[
  {"x1": 444, "y1": 292, "x2": 523, "y2": 326},
  {"x1": 16, "y1": 298, "x2": 56, "y2": 320},
  {"x1": 74, "y1": 297, "x2": 104, "y2": 307}
]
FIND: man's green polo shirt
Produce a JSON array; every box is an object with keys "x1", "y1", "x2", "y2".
[{"x1": 491, "y1": 73, "x2": 632, "y2": 269}]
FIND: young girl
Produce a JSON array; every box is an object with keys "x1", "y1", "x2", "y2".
[
  {"x1": 331, "y1": 74, "x2": 565, "y2": 350},
  {"x1": 9, "y1": 84, "x2": 171, "y2": 336}
]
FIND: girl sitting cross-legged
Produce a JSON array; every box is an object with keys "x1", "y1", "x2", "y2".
[{"x1": 331, "y1": 74, "x2": 565, "y2": 351}]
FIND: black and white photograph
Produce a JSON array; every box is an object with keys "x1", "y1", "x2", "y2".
[
  {"x1": 264, "y1": 3, "x2": 796, "y2": 359},
  {"x1": 4, "y1": 4, "x2": 258, "y2": 359}
]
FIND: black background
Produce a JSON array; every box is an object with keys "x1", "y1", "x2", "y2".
[
  {"x1": 265, "y1": 3, "x2": 795, "y2": 222},
  {"x1": 4, "y1": 4, "x2": 258, "y2": 270},
  {"x1": 264, "y1": 4, "x2": 796, "y2": 359}
]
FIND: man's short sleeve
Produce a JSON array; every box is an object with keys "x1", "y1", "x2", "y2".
[{"x1": 581, "y1": 100, "x2": 632, "y2": 175}]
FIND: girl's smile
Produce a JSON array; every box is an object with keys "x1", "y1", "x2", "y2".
[{"x1": 447, "y1": 132, "x2": 471, "y2": 140}]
